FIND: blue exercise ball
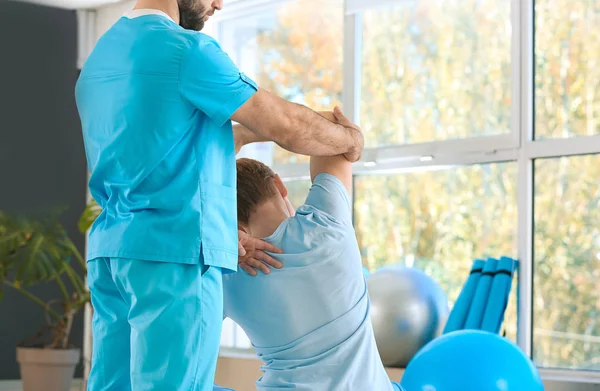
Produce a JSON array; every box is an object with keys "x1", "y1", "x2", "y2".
[{"x1": 400, "y1": 330, "x2": 544, "y2": 391}]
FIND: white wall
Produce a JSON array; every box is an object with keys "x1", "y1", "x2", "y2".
[{"x1": 95, "y1": 0, "x2": 135, "y2": 41}]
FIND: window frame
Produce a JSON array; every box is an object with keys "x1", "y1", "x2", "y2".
[{"x1": 215, "y1": 0, "x2": 600, "y2": 382}]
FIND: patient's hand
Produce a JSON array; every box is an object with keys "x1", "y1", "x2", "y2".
[
  {"x1": 317, "y1": 111, "x2": 336, "y2": 122},
  {"x1": 238, "y1": 230, "x2": 283, "y2": 276},
  {"x1": 318, "y1": 109, "x2": 363, "y2": 162}
]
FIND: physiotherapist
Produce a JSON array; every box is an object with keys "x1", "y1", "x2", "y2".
[{"x1": 75, "y1": 0, "x2": 364, "y2": 390}]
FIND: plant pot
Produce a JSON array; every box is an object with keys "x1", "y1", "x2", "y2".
[{"x1": 17, "y1": 347, "x2": 80, "y2": 391}]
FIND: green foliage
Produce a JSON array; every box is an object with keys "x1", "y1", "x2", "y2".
[
  {"x1": 0, "y1": 211, "x2": 71, "y2": 290},
  {"x1": 0, "y1": 210, "x2": 89, "y2": 349},
  {"x1": 78, "y1": 199, "x2": 101, "y2": 234}
]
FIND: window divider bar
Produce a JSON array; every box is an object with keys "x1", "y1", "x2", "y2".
[
  {"x1": 516, "y1": 0, "x2": 535, "y2": 358},
  {"x1": 360, "y1": 134, "x2": 518, "y2": 163},
  {"x1": 516, "y1": 156, "x2": 534, "y2": 357},
  {"x1": 342, "y1": 10, "x2": 362, "y2": 126},
  {"x1": 510, "y1": 0, "x2": 523, "y2": 149},
  {"x1": 343, "y1": 6, "x2": 362, "y2": 211},
  {"x1": 524, "y1": 135, "x2": 600, "y2": 159},
  {"x1": 539, "y1": 368, "x2": 600, "y2": 384},
  {"x1": 274, "y1": 148, "x2": 518, "y2": 179}
]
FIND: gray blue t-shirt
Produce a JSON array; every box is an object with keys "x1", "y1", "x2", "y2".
[{"x1": 223, "y1": 174, "x2": 393, "y2": 391}]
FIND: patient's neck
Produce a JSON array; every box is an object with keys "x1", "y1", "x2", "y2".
[{"x1": 247, "y1": 198, "x2": 290, "y2": 239}]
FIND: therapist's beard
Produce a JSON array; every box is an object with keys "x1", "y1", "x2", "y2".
[{"x1": 178, "y1": 0, "x2": 207, "y2": 31}]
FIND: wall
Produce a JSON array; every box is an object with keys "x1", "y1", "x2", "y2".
[
  {"x1": 93, "y1": 0, "x2": 217, "y2": 44},
  {"x1": 94, "y1": 0, "x2": 134, "y2": 41},
  {"x1": 0, "y1": 0, "x2": 86, "y2": 381}
]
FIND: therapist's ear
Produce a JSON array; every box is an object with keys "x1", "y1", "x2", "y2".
[{"x1": 273, "y1": 174, "x2": 288, "y2": 198}]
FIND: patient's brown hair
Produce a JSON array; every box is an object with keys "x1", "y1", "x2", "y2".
[{"x1": 236, "y1": 158, "x2": 278, "y2": 225}]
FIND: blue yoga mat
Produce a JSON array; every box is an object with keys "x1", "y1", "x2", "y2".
[
  {"x1": 464, "y1": 257, "x2": 498, "y2": 329},
  {"x1": 443, "y1": 259, "x2": 485, "y2": 334},
  {"x1": 481, "y1": 256, "x2": 517, "y2": 333}
]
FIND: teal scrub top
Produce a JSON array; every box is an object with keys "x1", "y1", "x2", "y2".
[
  {"x1": 223, "y1": 174, "x2": 393, "y2": 391},
  {"x1": 76, "y1": 10, "x2": 257, "y2": 271}
]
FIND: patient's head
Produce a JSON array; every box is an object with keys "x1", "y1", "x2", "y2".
[{"x1": 236, "y1": 158, "x2": 295, "y2": 238}]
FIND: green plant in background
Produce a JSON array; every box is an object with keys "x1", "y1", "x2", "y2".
[
  {"x1": 0, "y1": 210, "x2": 89, "y2": 349},
  {"x1": 78, "y1": 199, "x2": 101, "y2": 233}
]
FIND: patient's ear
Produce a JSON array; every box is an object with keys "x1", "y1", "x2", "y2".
[
  {"x1": 273, "y1": 174, "x2": 288, "y2": 198},
  {"x1": 238, "y1": 224, "x2": 249, "y2": 234}
]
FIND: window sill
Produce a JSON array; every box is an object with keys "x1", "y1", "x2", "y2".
[{"x1": 219, "y1": 346, "x2": 258, "y2": 360}]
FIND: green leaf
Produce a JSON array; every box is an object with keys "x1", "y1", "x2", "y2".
[
  {"x1": 0, "y1": 211, "x2": 81, "y2": 287},
  {"x1": 78, "y1": 200, "x2": 102, "y2": 233}
]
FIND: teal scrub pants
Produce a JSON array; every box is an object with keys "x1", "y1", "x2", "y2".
[{"x1": 87, "y1": 257, "x2": 223, "y2": 391}]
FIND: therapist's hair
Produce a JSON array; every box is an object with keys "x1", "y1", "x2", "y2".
[{"x1": 236, "y1": 158, "x2": 278, "y2": 225}]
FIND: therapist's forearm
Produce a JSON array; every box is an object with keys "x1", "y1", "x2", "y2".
[
  {"x1": 269, "y1": 103, "x2": 362, "y2": 159},
  {"x1": 231, "y1": 89, "x2": 363, "y2": 161}
]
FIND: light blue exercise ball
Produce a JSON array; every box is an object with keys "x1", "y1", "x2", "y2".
[
  {"x1": 367, "y1": 266, "x2": 449, "y2": 367},
  {"x1": 400, "y1": 330, "x2": 544, "y2": 391}
]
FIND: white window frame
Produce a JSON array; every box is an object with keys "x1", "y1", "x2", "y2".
[{"x1": 216, "y1": 0, "x2": 600, "y2": 384}]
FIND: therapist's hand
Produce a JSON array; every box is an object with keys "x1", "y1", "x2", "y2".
[{"x1": 238, "y1": 230, "x2": 283, "y2": 276}]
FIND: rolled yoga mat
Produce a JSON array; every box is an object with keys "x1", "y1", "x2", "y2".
[
  {"x1": 443, "y1": 259, "x2": 485, "y2": 334},
  {"x1": 464, "y1": 258, "x2": 498, "y2": 330},
  {"x1": 481, "y1": 257, "x2": 518, "y2": 333}
]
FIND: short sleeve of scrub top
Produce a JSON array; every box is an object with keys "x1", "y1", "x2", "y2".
[{"x1": 180, "y1": 35, "x2": 258, "y2": 126}]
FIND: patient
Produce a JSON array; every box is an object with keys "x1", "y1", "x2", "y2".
[{"x1": 223, "y1": 110, "x2": 403, "y2": 391}]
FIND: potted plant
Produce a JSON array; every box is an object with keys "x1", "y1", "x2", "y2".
[{"x1": 0, "y1": 210, "x2": 89, "y2": 391}]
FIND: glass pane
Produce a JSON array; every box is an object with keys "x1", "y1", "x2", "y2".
[
  {"x1": 284, "y1": 179, "x2": 312, "y2": 210},
  {"x1": 354, "y1": 163, "x2": 518, "y2": 339},
  {"x1": 534, "y1": 155, "x2": 600, "y2": 370},
  {"x1": 361, "y1": 1, "x2": 511, "y2": 147},
  {"x1": 535, "y1": 0, "x2": 600, "y2": 139},
  {"x1": 219, "y1": 0, "x2": 343, "y2": 163},
  {"x1": 220, "y1": 318, "x2": 252, "y2": 349}
]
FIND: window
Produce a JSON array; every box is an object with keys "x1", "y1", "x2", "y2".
[
  {"x1": 534, "y1": 154, "x2": 600, "y2": 370},
  {"x1": 354, "y1": 163, "x2": 518, "y2": 340},
  {"x1": 221, "y1": 317, "x2": 252, "y2": 350},
  {"x1": 361, "y1": 0, "x2": 511, "y2": 146},
  {"x1": 219, "y1": 0, "x2": 344, "y2": 164},
  {"x1": 217, "y1": 0, "x2": 600, "y2": 381},
  {"x1": 534, "y1": 0, "x2": 600, "y2": 139},
  {"x1": 284, "y1": 179, "x2": 312, "y2": 209}
]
